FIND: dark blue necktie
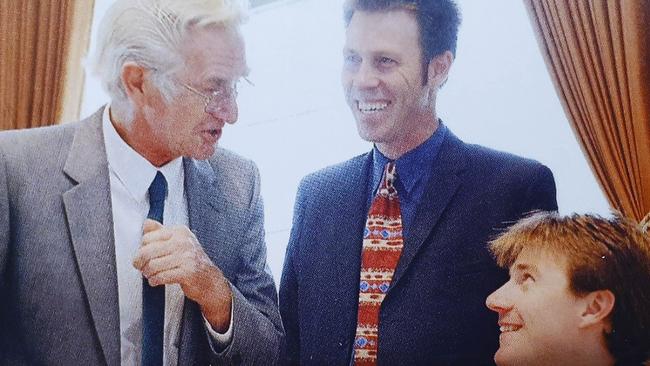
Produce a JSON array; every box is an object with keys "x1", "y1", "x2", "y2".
[{"x1": 142, "y1": 172, "x2": 167, "y2": 366}]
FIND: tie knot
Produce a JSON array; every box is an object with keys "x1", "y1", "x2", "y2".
[
  {"x1": 148, "y1": 171, "x2": 168, "y2": 205},
  {"x1": 377, "y1": 162, "x2": 398, "y2": 197}
]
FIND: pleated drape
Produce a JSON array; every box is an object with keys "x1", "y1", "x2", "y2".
[
  {"x1": 525, "y1": 0, "x2": 650, "y2": 221},
  {"x1": 0, "y1": 1, "x2": 94, "y2": 130}
]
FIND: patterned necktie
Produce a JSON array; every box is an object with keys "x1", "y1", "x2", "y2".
[
  {"x1": 353, "y1": 162, "x2": 404, "y2": 366},
  {"x1": 142, "y1": 171, "x2": 167, "y2": 366}
]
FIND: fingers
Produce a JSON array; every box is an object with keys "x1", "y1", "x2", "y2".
[
  {"x1": 134, "y1": 223, "x2": 217, "y2": 295},
  {"x1": 140, "y1": 254, "x2": 183, "y2": 280},
  {"x1": 146, "y1": 267, "x2": 185, "y2": 287},
  {"x1": 132, "y1": 240, "x2": 176, "y2": 271},
  {"x1": 143, "y1": 219, "x2": 164, "y2": 234},
  {"x1": 133, "y1": 222, "x2": 173, "y2": 270},
  {"x1": 142, "y1": 225, "x2": 173, "y2": 246},
  {"x1": 133, "y1": 224, "x2": 198, "y2": 275}
]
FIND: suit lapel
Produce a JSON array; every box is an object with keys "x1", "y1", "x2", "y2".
[
  {"x1": 330, "y1": 154, "x2": 373, "y2": 356},
  {"x1": 391, "y1": 131, "x2": 467, "y2": 288},
  {"x1": 177, "y1": 157, "x2": 225, "y2": 365},
  {"x1": 62, "y1": 107, "x2": 120, "y2": 366},
  {"x1": 334, "y1": 153, "x2": 373, "y2": 286},
  {"x1": 182, "y1": 157, "x2": 230, "y2": 262},
  {"x1": 183, "y1": 157, "x2": 222, "y2": 226}
]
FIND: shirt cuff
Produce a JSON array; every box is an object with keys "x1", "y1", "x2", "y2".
[{"x1": 203, "y1": 298, "x2": 234, "y2": 348}]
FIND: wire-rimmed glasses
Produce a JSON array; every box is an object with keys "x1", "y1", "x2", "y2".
[{"x1": 181, "y1": 77, "x2": 252, "y2": 112}]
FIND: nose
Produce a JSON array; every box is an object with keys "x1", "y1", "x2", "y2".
[
  {"x1": 349, "y1": 61, "x2": 380, "y2": 90},
  {"x1": 486, "y1": 283, "x2": 512, "y2": 314},
  {"x1": 206, "y1": 98, "x2": 238, "y2": 125}
]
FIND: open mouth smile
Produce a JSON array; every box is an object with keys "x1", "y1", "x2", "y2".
[
  {"x1": 357, "y1": 101, "x2": 390, "y2": 113},
  {"x1": 499, "y1": 324, "x2": 523, "y2": 333}
]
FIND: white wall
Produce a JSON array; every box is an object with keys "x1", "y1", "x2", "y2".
[{"x1": 82, "y1": 0, "x2": 610, "y2": 286}]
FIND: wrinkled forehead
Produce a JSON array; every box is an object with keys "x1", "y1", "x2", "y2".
[{"x1": 178, "y1": 24, "x2": 249, "y2": 81}]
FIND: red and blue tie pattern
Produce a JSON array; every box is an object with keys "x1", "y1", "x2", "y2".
[{"x1": 353, "y1": 162, "x2": 404, "y2": 366}]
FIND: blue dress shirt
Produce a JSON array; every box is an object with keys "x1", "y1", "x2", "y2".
[{"x1": 369, "y1": 122, "x2": 447, "y2": 241}]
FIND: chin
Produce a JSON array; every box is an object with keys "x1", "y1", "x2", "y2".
[
  {"x1": 357, "y1": 129, "x2": 376, "y2": 143},
  {"x1": 192, "y1": 146, "x2": 217, "y2": 160},
  {"x1": 494, "y1": 348, "x2": 516, "y2": 366},
  {"x1": 356, "y1": 123, "x2": 384, "y2": 144},
  {"x1": 495, "y1": 349, "x2": 538, "y2": 366}
]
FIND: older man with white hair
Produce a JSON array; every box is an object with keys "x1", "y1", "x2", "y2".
[{"x1": 0, "y1": 0, "x2": 282, "y2": 365}]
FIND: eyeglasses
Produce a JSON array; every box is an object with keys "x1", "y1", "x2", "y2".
[{"x1": 181, "y1": 78, "x2": 252, "y2": 112}]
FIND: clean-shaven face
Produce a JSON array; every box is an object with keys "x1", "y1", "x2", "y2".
[
  {"x1": 342, "y1": 9, "x2": 433, "y2": 152},
  {"x1": 145, "y1": 25, "x2": 248, "y2": 162},
  {"x1": 486, "y1": 249, "x2": 586, "y2": 366}
]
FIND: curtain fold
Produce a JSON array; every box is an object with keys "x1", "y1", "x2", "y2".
[
  {"x1": 0, "y1": 0, "x2": 94, "y2": 131},
  {"x1": 524, "y1": 0, "x2": 650, "y2": 221}
]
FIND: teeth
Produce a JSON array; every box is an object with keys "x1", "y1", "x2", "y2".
[
  {"x1": 500, "y1": 325, "x2": 521, "y2": 333},
  {"x1": 358, "y1": 101, "x2": 388, "y2": 113}
]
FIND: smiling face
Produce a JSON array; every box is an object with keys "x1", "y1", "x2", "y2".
[
  {"x1": 138, "y1": 25, "x2": 247, "y2": 165},
  {"x1": 342, "y1": 9, "x2": 440, "y2": 158},
  {"x1": 486, "y1": 249, "x2": 586, "y2": 366}
]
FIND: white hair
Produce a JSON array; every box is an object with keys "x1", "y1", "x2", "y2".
[{"x1": 91, "y1": 0, "x2": 249, "y2": 121}]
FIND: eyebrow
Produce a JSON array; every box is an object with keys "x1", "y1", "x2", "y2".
[
  {"x1": 203, "y1": 68, "x2": 251, "y2": 86},
  {"x1": 342, "y1": 48, "x2": 400, "y2": 60},
  {"x1": 511, "y1": 263, "x2": 539, "y2": 276}
]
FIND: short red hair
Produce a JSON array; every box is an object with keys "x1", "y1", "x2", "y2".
[{"x1": 489, "y1": 211, "x2": 650, "y2": 365}]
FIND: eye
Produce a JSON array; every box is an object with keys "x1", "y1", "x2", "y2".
[
  {"x1": 519, "y1": 272, "x2": 534, "y2": 284},
  {"x1": 376, "y1": 56, "x2": 397, "y2": 67},
  {"x1": 344, "y1": 53, "x2": 361, "y2": 65}
]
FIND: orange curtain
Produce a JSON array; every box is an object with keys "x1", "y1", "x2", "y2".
[
  {"x1": 0, "y1": 0, "x2": 94, "y2": 131},
  {"x1": 524, "y1": 0, "x2": 650, "y2": 221}
]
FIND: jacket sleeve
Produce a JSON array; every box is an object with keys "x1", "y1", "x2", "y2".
[
  {"x1": 0, "y1": 150, "x2": 8, "y2": 289},
  {"x1": 521, "y1": 163, "x2": 558, "y2": 214},
  {"x1": 207, "y1": 161, "x2": 284, "y2": 366},
  {"x1": 0, "y1": 149, "x2": 10, "y2": 363}
]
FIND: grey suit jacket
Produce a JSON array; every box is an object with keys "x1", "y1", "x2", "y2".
[{"x1": 0, "y1": 108, "x2": 283, "y2": 365}]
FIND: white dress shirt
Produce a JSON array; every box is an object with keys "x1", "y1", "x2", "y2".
[{"x1": 102, "y1": 107, "x2": 232, "y2": 366}]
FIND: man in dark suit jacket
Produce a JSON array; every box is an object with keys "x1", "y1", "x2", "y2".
[
  {"x1": 0, "y1": 1, "x2": 282, "y2": 365},
  {"x1": 279, "y1": 1, "x2": 557, "y2": 365}
]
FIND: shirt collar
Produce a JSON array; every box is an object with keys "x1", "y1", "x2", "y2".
[
  {"x1": 102, "y1": 106, "x2": 184, "y2": 202},
  {"x1": 371, "y1": 122, "x2": 447, "y2": 196}
]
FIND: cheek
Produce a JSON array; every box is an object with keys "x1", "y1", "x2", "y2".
[
  {"x1": 143, "y1": 105, "x2": 161, "y2": 125},
  {"x1": 526, "y1": 297, "x2": 577, "y2": 334},
  {"x1": 341, "y1": 71, "x2": 349, "y2": 85},
  {"x1": 169, "y1": 108, "x2": 200, "y2": 133},
  {"x1": 341, "y1": 75, "x2": 353, "y2": 96},
  {"x1": 144, "y1": 107, "x2": 174, "y2": 138}
]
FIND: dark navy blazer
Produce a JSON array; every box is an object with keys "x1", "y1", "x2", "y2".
[{"x1": 279, "y1": 129, "x2": 558, "y2": 365}]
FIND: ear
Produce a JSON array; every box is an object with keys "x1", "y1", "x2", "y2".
[
  {"x1": 120, "y1": 62, "x2": 148, "y2": 107},
  {"x1": 426, "y1": 50, "x2": 454, "y2": 89},
  {"x1": 578, "y1": 290, "x2": 615, "y2": 329}
]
